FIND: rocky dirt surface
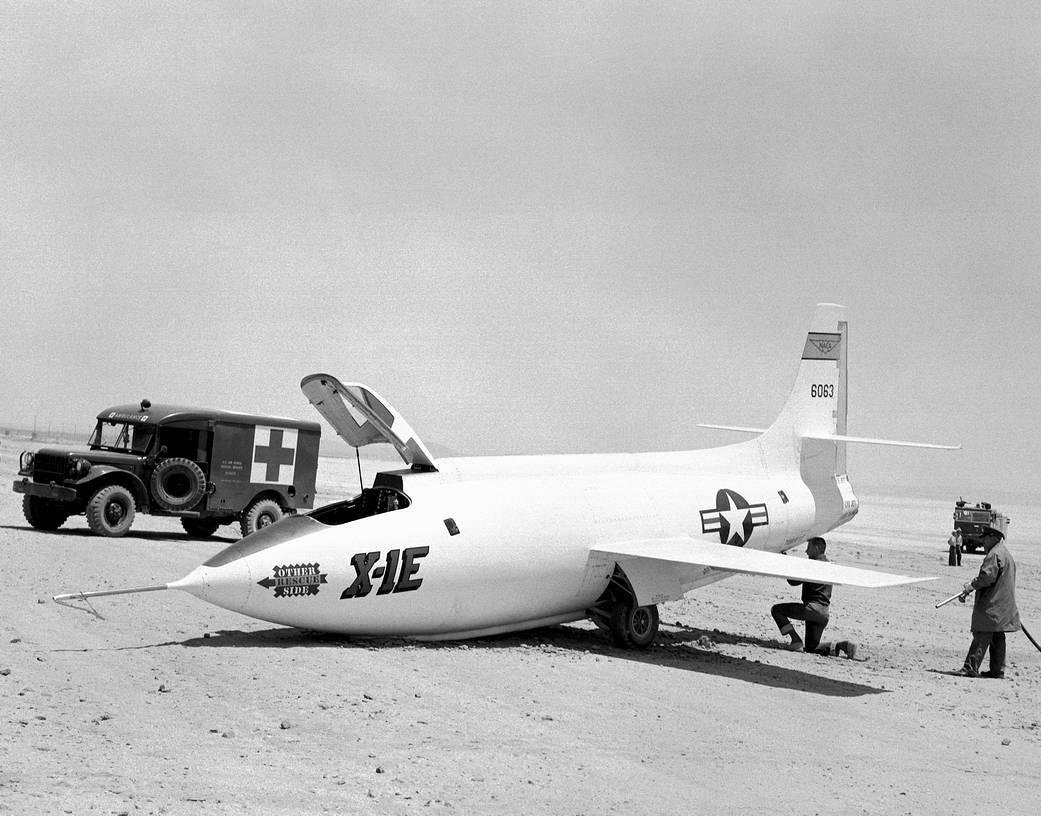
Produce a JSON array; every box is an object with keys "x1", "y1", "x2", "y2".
[{"x1": 2, "y1": 439, "x2": 1039, "y2": 814}]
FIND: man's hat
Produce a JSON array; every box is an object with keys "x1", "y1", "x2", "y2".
[{"x1": 980, "y1": 525, "x2": 1005, "y2": 540}]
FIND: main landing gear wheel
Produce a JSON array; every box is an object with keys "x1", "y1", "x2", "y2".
[
  {"x1": 22, "y1": 495, "x2": 71, "y2": 531},
  {"x1": 151, "y1": 458, "x2": 207, "y2": 511},
  {"x1": 240, "y1": 498, "x2": 284, "y2": 537},
  {"x1": 86, "y1": 484, "x2": 136, "y2": 537},
  {"x1": 591, "y1": 565, "x2": 661, "y2": 650},
  {"x1": 610, "y1": 600, "x2": 660, "y2": 650}
]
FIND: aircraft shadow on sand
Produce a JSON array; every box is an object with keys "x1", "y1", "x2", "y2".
[{"x1": 127, "y1": 622, "x2": 885, "y2": 699}]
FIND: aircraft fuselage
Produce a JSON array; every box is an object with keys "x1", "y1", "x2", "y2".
[{"x1": 180, "y1": 449, "x2": 841, "y2": 639}]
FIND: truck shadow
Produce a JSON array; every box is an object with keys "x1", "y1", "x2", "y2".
[
  {"x1": 0, "y1": 523, "x2": 238, "y2": 544},
  {"x1": 135, "y1": 623, "x2": 886, "y2": 698}
]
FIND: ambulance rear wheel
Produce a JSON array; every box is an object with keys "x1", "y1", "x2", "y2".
[
  {"x1": 610, "y1": 600, "x2": 659, "y2": 649},
  {"x1": 181, "y1": 517, "x2": 221, "y2": 538},
  {"x1": 86, "y1": 485, "x2": 135, "y2": 537},
  {"x1": 240, "y1": 498, "x2": 284, "y2": 537}
]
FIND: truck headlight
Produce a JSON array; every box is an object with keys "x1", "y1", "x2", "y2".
[
  {"x1": 19, "y1": 451, "x2": 34, "y2": 473},
  {"x1": 69, "y1": 457, "x2": 91, "y2": 478}
]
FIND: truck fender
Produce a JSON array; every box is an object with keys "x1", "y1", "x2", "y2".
[{"x1": 76, "y1": 466, "x2": 150, "y2": 507}]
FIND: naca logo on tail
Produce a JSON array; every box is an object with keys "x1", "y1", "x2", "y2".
[
  {"x1": 802, "y1": 332, "x2": 842, "y2": 360},
  {"x1": 700, "y1": 488, "x2": 769, "y2": 546}
]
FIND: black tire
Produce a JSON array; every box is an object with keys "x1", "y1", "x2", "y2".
[
  {"x1": 86, "y1": 485, "x2": 136, "y2": 537},
  {"x1": 240, "y1": 498, "x2": 284, "y2": 537},
  {"x1": 181, "y1": 517, "x2": 221, "y2": 538},
  {"x1": 151, "y1": 458, "x2": 207, "y2": 511},
  {"x1": 22, "y1": 495, "x2": 71, "y2": 531},
  {"x1": 610, "y1": 600, "x2": 659, "y2": 649}
]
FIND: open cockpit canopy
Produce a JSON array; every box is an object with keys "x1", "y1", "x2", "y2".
[{"x1": 300, "y1": 373, "x2": 437, "y2": 471}]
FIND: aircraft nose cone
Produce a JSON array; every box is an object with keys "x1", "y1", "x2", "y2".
[{"x1": 169, "y1": 561, "x2": 253, "y2": 613}]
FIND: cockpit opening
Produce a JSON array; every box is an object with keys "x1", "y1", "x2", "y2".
[{"x1": 309, "y1": 487, "x2": 410, "y2": 527}]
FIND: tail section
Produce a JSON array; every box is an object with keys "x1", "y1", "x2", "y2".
[
  {"x1": 760, "y1": 302, "x2": 848, "y2": 471},
  {"x1": 699, "y1": 303, "x2": 957, "y2": 535},
  {"x1": 761, "y1": 304, "x2": 854, "y2": 531}
]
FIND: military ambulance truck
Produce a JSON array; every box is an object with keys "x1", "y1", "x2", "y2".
[
  {"x1": 13, "y1": 400, "x2": 320, "y2": 538},
  {"x1": 953, "y1": 499, "x2": 1011, "y2": 553}
]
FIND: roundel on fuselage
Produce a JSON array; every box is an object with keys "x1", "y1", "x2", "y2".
[{"x1": 699, "y1": 488, "x2": 770, "y2": 547}]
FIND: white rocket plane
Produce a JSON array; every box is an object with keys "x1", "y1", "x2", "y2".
[{"x1": 56, "y1": 304, "x2": 953, "y2": 648}]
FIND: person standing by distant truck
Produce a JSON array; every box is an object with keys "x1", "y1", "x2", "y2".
[
  {"x1": 958, "y1": 526, "x2": 1019, "y2": 678},
  {"x1": 947, "y1": 529, "x2": 962, "y2": 566}
]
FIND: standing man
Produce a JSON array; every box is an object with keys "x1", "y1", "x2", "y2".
[
  {"x1": 958, "y1": 525, "x2": 1019, "y2": 678},
  {"x1": 948, "y1": 528, "x2": 963, "y2": 567},
  {"x1": 771, "y1": 537, "x2": 857, "y2": 659}
]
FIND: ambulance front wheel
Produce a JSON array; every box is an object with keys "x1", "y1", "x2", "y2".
[
  {"x1": 86, "y1": 484, "x2": 136, "y2": 537},
  {"x1": 23, "y1": 495, "x2": 71, "y2": 531},
  {"x1": 610, "y1": 600, "x2": 659, "y2": 649},
  {"x1": 240, "y1": 498, "x2": 284, "y2": 537}
]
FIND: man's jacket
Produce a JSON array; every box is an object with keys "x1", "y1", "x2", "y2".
[{"x1": 969, "y1": 542, "x2": 1021, "y2": 632}]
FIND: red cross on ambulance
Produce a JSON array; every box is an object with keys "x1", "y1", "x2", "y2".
[{"x1": 251, "y1": 427, "x2": 298, "y2": 484}]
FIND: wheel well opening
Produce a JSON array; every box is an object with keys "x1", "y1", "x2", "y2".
[
  {"x1": 589, "y1": 564, "x2": 636, "y2": 622},
  {"x1": 589, "y1": 564, "x2": 660, "y2": 650},
  {"x1": 85, "y1": 474, "x2": 147, "y2": 507},
  {"x1": 244, "y1": 489, "x2": 289, "y2": 510}
]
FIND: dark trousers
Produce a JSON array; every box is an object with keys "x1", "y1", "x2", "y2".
[
  {"x1": 948, "y1": 546, "x2": 961, "y2": 566},
  {"x1": 771, "y1": 602, "x2": 832, "y2": 655},
  {"x1": 963, "y1": 630, "x2": 1006, "y2": 675}
]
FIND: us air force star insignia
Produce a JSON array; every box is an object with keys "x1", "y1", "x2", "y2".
[{"x1": 700, "y1": 489, "x2": 769, "y2": 546}]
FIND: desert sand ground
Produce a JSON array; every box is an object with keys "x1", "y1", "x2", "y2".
[{"x1": 2, "y1": 436, "x2": 1039, "y2": 815}]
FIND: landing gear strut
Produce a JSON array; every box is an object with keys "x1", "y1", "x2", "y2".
[{"x1": 589, "y1": 566, "x2": 659, "y2": 649}]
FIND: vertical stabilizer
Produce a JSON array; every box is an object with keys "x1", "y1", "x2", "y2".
[
  {"x1": 762, "y1": 303, "x2": 848, "y2": 452},
  {"x1": 761, "y1": 303, "x2": 855, "y2": 531}
]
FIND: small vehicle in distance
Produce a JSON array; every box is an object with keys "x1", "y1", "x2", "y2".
[
  {"x1": 13, "y1": 400, "x2": 320, "y2": 538},
  {"x1": 953, "y1": 498, "x2": 1011, "y2": 553}
]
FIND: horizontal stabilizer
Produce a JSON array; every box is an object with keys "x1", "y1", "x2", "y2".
[
  {"x1": 804, "y1": 433, "x2": 960, "y2": 450},
  {"x1": 593, "y1": 538, "x2": 934, "y2": 606},
  {"x1": 697, "y1": 424, "x2": 959, "y2": 450},
  {"x1": 697, "y1": 423, "x2": 765, "y2": 435}
]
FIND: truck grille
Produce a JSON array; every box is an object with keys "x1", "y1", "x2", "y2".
[{"x1": 32, "y1": 452, "x2": 68, "y2": 483}]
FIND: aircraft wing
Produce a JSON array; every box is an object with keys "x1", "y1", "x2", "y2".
[{"x1": 592, "y1": 538, "x2": 934, "y2": 606}]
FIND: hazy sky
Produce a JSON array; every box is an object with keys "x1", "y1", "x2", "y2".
[{"x1": 1, "y1": 2, "x2": 1038, "y2": 503}]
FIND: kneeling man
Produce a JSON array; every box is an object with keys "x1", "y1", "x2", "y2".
[{"x1": 771, "y1": 537, "x2": 857, "y2": 659}]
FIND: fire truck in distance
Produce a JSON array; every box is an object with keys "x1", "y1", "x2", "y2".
[
  {"x1": 13, "y1": 400, "x2": 320, "y2": 539},
  {"x1": 953, "y1": 498, "x2": 1011, "y2": 553}
]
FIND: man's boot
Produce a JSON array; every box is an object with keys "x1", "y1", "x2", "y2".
[{"x1": 779, "y1": 623, "x2": 803, "y2": 651}]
